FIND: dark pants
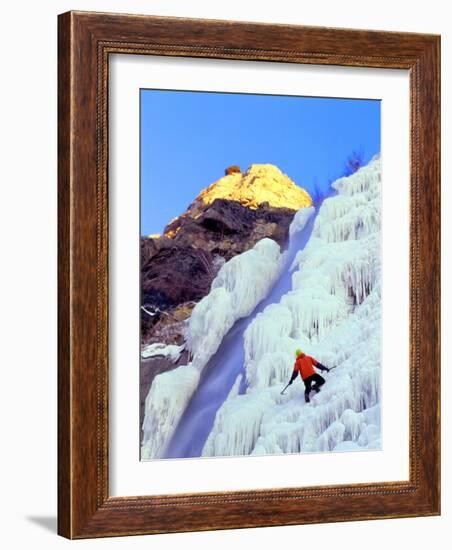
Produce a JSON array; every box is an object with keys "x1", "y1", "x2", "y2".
[{"x1": 303, "y1": 373, "x2": 325, "y2": 401}]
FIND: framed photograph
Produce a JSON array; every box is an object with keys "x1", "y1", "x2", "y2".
[{"x1": 58, "y1": 11, "x2": 440, "y2": 538}]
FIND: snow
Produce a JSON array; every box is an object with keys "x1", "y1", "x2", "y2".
[
  {"x1": 141, "y1": 342, "x2": 184, "y2": 362},
  {"x1": 141, "y1": 365, "x2": 200, "y2": 459},
  {"x1": 203, "y1": 158, "x2": 382, "y2": 457}
]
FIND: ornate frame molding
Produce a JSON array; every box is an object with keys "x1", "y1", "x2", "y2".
[{"x1": 58, "y1": 11, "x2": 440, "y2": 538}]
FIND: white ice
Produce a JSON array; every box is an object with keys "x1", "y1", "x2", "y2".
[{"x1": 203, "y1": 157, "x2": 382, "y2": 457}]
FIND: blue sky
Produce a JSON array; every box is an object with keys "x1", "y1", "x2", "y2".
[{"x1": 141, "y1": 90, "x2": 380, "y2": 236}]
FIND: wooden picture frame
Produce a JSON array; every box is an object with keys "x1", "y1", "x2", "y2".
[{"x1": 58, "y1": 11, "x2": 440, "y2": 539}]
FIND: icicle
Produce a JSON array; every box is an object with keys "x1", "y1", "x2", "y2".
[
  {"x1": 202, "y1": 390, "x2": 274, "y2": 457},
  {"x1": 141, "y1": 365, "x2": 200, "y2": 459}
]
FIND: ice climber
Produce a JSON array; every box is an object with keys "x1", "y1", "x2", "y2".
[{"x1": 287, "y1": 349, "x2": 331, "y2": 403}]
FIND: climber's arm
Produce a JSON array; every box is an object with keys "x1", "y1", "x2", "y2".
[
  {"x1": 316, "y1": 362, "x2": 330, "y2": 372},
  {"x1": 288, "y1": 369, "x2": 299, "y2": 384}
]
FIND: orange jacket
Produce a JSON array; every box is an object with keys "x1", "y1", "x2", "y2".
[{"x1": 293, "y1": 354, "x2": 318, "y2": 380}]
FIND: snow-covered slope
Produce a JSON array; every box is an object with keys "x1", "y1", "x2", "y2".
[{"x1": 203, "y1": 157, "x2": 381, "y2": 457}]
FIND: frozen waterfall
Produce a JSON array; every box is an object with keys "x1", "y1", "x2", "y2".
[
  {"x1": 203, "y1": 158, "x2": 381, "y2": 457},
  {"x1": 141, "y1": 207, "x2": 314, "y2": 459},
  {"x1": 163, "y1": 207, "x2": 316, "y2": 458},
  {"x1": 142, "y1": 157, "x2": 381, "y2": 460}
]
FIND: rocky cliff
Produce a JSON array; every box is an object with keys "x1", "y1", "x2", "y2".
[{"x1": 141, "y1": 164, "x2": 312, "y2": 341}]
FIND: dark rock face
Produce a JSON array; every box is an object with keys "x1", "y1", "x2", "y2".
[
  {"x1": 162, "y1": 198, "x2": 296, "y2": 260},
  {"x1": 141, "y1": 241, "x2": 215, "y2": 339},
  {"x1": 142, "y1": 246, "x2": 214, "y2": 304},
  {"x1": 141, "y1": 198, "x2": 296, "y2": 341}
]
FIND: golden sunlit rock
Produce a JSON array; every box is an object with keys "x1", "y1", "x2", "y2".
[
  {"x1": 163, "y1": 164, "x2": 312, "y2": 239},
  {"x1": 196, "y1": 164, "x2": 312, "y2": 211}
]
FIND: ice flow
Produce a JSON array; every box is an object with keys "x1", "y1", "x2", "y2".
[{"x1": 163, "y1": 207, "x2": 316, "y2": 458}]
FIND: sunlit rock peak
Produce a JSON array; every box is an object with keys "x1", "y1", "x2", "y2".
[{"x1": 193, "y1": 164, "x2": 312, "y2": 214}]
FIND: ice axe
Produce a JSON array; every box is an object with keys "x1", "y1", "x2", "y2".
[{"x1": 280, "y1": 382, "x2": 291, "y2": 395}]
